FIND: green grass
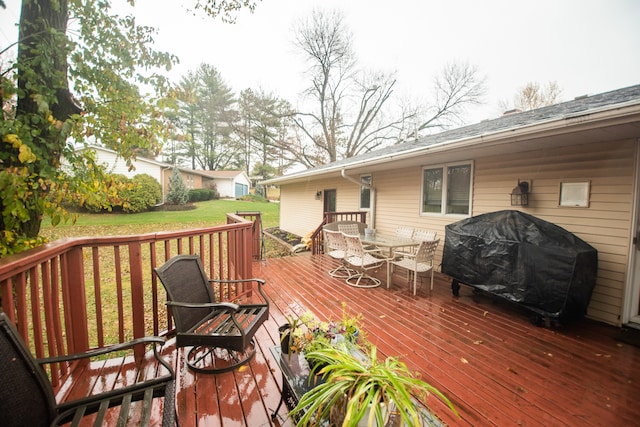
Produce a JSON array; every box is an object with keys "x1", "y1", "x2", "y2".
[
  {"x1": 41, "y1": 200, "x2": 280, "y2": 239},
  {"x1": 37, "y1": 199, "x2": 282, "y2": 346}
]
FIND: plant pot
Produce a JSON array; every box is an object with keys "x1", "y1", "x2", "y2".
[
  {"x1": 330, "y1": 396, "x2": 394, "y2": 426},
  {"x1": 305, "y1": 353, "x2": 329, "y2": 373},
  {"x1": 279, "y1": 323, "x2": 291, "y2": 354}
]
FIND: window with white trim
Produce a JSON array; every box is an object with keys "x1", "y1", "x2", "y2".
[
  {"x1": 360, "y1": 175, "x2": 372, "y2": 210},
  {"x1": 421, "y1": 162, "x2": 472, "y2": 215}
]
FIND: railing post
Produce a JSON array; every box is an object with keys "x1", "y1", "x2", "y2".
[
  {"x1": 64, "y1": 247, "x2": 89, "y2": 353},
  {"x1": 129, "y1": 242, "x2": 146, "y2": 359},
  {"x1": 243, "y1": 224, "x2": 253, "y2": 279}
]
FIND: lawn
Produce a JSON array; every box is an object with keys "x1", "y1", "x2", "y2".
[
  {"x1": 37, "y1": 199, "x2": 282, "y2": 346},
  {"x1": 41, "y1": 199, "x2": 280, "y2": 240}
]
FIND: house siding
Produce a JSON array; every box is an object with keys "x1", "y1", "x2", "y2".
[
  {"x1": 470, "y1": 139, "x2": 635, "y2": 325},
  {"x1": 279, "y1": 138, "x2": 637, "y2": 326},
  {"x1": 96, "y1": 150, "x2": 164, "y2": 182}
]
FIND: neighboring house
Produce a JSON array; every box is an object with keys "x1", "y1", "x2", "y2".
[
  {"x1": 198, "y1": 170, "x2": 251, "y2": 198},
  {"x1": 262, "y1": 84, "x2": 640, "y2": 328},
  {"x1": 76, "y1": 145, "x2": 250, "y2": 200}
]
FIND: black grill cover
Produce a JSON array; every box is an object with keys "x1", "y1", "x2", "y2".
[{"x1": 442, "y1": 210, "x2": 598, "y2": 320}]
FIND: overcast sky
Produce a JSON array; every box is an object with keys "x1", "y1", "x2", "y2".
[{"x1": 2, "y1": 0, "x2": 639, "y2": 124}]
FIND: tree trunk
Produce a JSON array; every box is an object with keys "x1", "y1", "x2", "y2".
[{"x1": 10, "y1": 0, "x2": 80, "y2": 238}]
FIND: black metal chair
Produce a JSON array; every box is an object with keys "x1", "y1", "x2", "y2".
[
  {"x1": 0, "y1": 312, "x2": 176, "y2": 427},
  {"x1": 154, "y1": 254, "x2": 270, "y2": 374}
]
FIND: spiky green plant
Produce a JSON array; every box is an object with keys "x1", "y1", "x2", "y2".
[{"x1": 289, "y1": 344, "x2": 458, "y2": 427}]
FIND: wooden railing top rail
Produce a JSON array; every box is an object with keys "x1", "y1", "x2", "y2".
[{"x1": 0, "y1": 222, "x2": 251, "y2": 282}]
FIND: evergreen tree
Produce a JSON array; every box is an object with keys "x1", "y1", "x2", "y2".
[{"x1": 166, "y1": 167, "x2": 189, "y2": 205}]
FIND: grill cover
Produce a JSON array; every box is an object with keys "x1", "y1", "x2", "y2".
[{"x1": 442, "y1": 210, "x2": 598, "y2": 320}]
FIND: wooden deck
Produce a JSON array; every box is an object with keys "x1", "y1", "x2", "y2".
[{"x1": 56, "y1": 253, "x2": 640, "y2": 426}]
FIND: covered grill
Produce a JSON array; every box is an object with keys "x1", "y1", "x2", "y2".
[{"x1": 442, "y1": 210, "x2": 598, "y2": 324}]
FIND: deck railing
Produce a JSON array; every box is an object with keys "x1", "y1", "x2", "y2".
[{"x1": 0, "y1": 213, "x2": 260, "y2": 386}]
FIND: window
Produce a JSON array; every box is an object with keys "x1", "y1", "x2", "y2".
[
  {"x1": 421, "y1": 162, "x2": 472, "y2": 215},
  {"x1": 360, "y1": 175, "x2": 372, "y2": 210}
]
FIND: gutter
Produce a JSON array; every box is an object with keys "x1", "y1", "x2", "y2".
[{"x1": 341, "y1": 169, "x2": 376, "y2": 229}]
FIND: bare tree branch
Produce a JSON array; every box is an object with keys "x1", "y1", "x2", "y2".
[{"x1": 417, "y1": 62, "x2": 486, "y2": 131}]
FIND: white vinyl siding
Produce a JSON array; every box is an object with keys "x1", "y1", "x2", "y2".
[{"x1": 277, "y1": 138, "x2": 636, "y2": 326}]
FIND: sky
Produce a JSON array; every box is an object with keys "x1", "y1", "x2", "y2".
[{"x1": 1, "y1": 0, "x2": 639, "y2": 124}]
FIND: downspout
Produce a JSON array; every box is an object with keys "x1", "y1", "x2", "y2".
[{"x1": 341, "y1": 169, "x2": 375, "y2": 229}]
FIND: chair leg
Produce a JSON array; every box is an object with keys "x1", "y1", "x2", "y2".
[
  {"x1": 186, "y1": 340, "x2": 256, "y2": 374},
  {"x1": 346, "y1": 272, "x2": 381, "y2": 288},
  {"x1": 329, "y1": 262, "x2": 356, "y2": 278}
]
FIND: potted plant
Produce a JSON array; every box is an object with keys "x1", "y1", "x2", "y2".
[
  {"x1": 279, "y1": 314, "x2": 304, "y2": 355},
  {"x1": 289, "y1": 344, "x2": 458, "y2": 427}
]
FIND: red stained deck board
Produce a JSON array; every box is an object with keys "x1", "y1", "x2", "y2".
[{"x1": 50, "y1": 253, "x2": 640, "y2": 426}]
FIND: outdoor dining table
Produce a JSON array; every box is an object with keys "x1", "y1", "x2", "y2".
[{"x1": 358, "y1": 233, "x2": 420, "y2": 289}]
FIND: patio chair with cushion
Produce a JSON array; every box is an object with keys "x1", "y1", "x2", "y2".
[
  {"x1": 343, "y1": 233, "x2": 389, "y2": 288},
  {"x1": 154, "y1": 254, "x2": 269, "y2": 374},
  {"x1": 387, "y1": 238, "x2": 440, "y2": 295},
  {"x1": 324, "y1": 229, "x2": 356, "y2": 278},
  {"x1": 0, "y1": 312, "x2": 176, "y2": 427}
]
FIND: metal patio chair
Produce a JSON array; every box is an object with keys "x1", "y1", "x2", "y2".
[
  {"x1": 0, "y1": 312, "x2": 176, "y2": 427},
  {"x1": 154, "y1": 254, "x2": 269, "y2": 374},
  {"x1": 388, "y1": 238, "x2": 440, "y2": 295},
  {"x1": 412, "y1": 228, "x2": 437, "y2": 243},
  {"x1": 324, "y1": 229, "x2": 356, "y2": 278},
  {"x1": 395, "y1": 226, "x2": 415, "y2": 239},
  {"x1": 343, "y1": 233, "x2": 388, "y2": 288},
  {"x1": 402, "y1": 228, "x2": 437, "y2": 255}
]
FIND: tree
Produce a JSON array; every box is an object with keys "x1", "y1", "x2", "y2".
[
  {"x1": 195, "y1": 64, "x2": 238, "y2": 170},
  {"x1": 166, "y1": 166, "x2": 189, "y2": 205},
  {"x1": 416, "y1": 62, "x2": 486, "y2": 132},
  {"x1": 290, "y1": 9, "x2": 485, "y2": 168},
  {"x1": 499, "y1": 81, "x2": 563, "y2": 112},
  {"x1": 172, "y1": 64, "x2": 239, "y2": 170},
  {"x1": 0, "y1": 0, "x2": 259, "y2": 255},
  {"x1": 236, "y1": 88, "x2": 294, "y2": 177}
]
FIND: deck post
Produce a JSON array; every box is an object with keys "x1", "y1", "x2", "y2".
[
  {"x1": 64, "y1": 247, "x2": 89, "y2": 354},
  {"x1": 129, "y1": 241, "x2": 146, "y2": 359}
]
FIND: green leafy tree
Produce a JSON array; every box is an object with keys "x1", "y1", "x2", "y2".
[
  {"x1": 166, "y1": 166, "x2": 189, "y2": 205},
  {"x1": 173, "y1": 64, "x2": 239, "y2": 170},
  {"x1": 0, "y1": 0, "x2": 259, "y2": 256},
  {"x1": 237, "y1": 88, "x2": 295, "y2": 176}
]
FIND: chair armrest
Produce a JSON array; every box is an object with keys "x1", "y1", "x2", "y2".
[
  {"x1": 211, "y1": 278, "x2": 266, "y2": 287},
  {"x1": 363, "y1": 246, "x2": 382, "y2": 253},
  {"x1": 393, "y1": 250, "x2": 416, "y2": 259},
  {"x1": 36, "y1": 336, "x2": 167, "y2": 364},
  {"x1": 166, "y1": 301, "x2": 240, "y2": 311},
  {"x1": 211, "y1": 278, "x2": 269, "y2": 306},
  {"x1": 37, "y1": 336, "x2": 175, "y2": 392}
]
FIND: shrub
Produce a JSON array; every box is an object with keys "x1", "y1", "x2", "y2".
[
  {"x1": 188, "y1": 188, "x2": 216, "y2": 202},
  {"x1": 237, "y1": 193, "x2": 268, "y2": 202},
  {"x1": 81, "y1": 173, "x2": 129, "y2": 213},
  {"x1": 121, "y1": 174, "x2": 162, "y2": 213},
  {"x1": 166, "y1": 166, "x2": 189, "y2": 205}
]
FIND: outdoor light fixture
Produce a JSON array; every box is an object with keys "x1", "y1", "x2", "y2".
[
  {"x1": 510, "y1": 181, "x2": 529, "y2": 206},
  {"x1": 315, "y1": 191, "x2": 322, "y2": 200}
]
